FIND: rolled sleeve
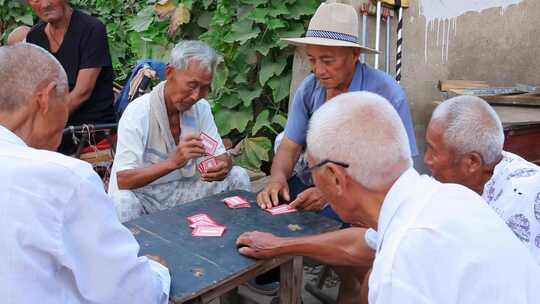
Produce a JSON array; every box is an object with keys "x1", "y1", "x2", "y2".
[{"x1": 284, "y1": 86, "x2": 310, "y2": 146}]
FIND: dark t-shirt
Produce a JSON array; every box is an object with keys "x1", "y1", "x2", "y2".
[{"x1": 26, "y1": 9, "x2": 115, "y2": 126}]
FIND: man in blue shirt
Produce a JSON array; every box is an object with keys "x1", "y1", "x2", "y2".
[{"x1": 257, "y1": 3, "x2": 417, "y2": 213}]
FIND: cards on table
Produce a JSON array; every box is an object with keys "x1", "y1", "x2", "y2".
[
  {"x1": 187, "y1": 213, "x2": 226, "y2": 237},
  {"x1": 266, "y1": 204, "x2": 297, "y2": 215},
  {"x1": 200, "y1": 132, "x2": 218, "y2": 156},
  {"x1": 223, "y1": 196, "x2": 251, "y2": 209},
  {"x1": 192, "y1": 225, "x2": 226, "y2": 237},
  {"x1": 198, "y1": 157, "x2": 218, "y2": 174}
]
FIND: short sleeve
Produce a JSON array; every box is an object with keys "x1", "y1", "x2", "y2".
[
  {"x1": 79, "y1": 21, "x2": 111, "y2": 69},
  {"x1": 284, "y1": 83, "x2": 311, "y2": 146}
]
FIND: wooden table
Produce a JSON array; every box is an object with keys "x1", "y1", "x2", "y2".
[{"x1": 124, "y1": 190, "x2": 341, "y2": 303}]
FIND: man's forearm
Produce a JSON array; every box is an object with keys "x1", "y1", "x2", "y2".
[
  {"x1": 270, "y1": 139, "x2": 303, "y2": 182},
  {"x1": 117, "y1": 160, "x2": 177, "y2": 190},
  {"x1": 275, "y1": 228, "x2": 375, "y2": 267}
]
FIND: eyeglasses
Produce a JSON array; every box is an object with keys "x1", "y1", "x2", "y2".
[{"x1": 295, "y1": 159, "x2": 350, "y2": 185}]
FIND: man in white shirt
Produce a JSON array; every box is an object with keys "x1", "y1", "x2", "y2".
[
  {"x1": 109, "y1": 40, "x2": 250, "y2": 222},
  {"x1": 237, "y1": 92, "x2": 539, "y2": 303},
  {"x1": 425, "y1": 95, "x2": 540, "y2": 264},
  {"x1": 0, "y1": 43, "x2": 170, "y2": 304}
]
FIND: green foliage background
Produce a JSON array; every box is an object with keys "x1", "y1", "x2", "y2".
[{"x1": 0, "y1": 0, "x2": 319, "y2": 171}]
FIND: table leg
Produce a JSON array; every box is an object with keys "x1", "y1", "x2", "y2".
[{"x1": 279, "y1": 256, "x2": 303, "y2": 304}]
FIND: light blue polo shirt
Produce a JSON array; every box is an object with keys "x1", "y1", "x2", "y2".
[{"x1": 284, "y1": 62, "x2": 418, "y2": 156}]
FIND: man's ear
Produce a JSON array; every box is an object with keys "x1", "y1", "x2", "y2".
[
  {"x1": 35, "y1": 81, "x2": 57, "y2": 115},
  {"x1": 462, "y1": 152, "x2": 484, "y2": 174},
  {"x1": 165, "y1": 65, "x2": 175, "y2": 80},
  {"x1": 351, "y1": 48, "x2": 361, "y2": 59},
  {"x1": 325, "y1": 163, "x2": 349, "y2": 196}
]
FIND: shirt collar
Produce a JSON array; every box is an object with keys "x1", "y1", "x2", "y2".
[
  {"x1": 0, "y1": 124, "x2": 28, "y2": 147},
  {"x1": 376, "y1": 167, "x2": 420, "y2": 250},
  {"x1": 347, "y1": 61, "x2": 364, "y2": 91}
]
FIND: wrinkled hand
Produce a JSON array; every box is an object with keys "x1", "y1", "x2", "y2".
[
  {"x1": 201, "y1": 158, "x2": 231, "y2": 182},
  {"x1": 288, "y1": 187, "x2": 327, "y2": 211},
  {"x1": 236, "y1": 231, "x2": 283, "y2": 259},
  {"x1": 257, "y1": 180, "x2": 290, "y2": 209},
  {"x1": 146, "y1": 255, "x2": 168, "y2": 268},
  {"x1": 169, "y1": 134, "x2": 205, "y2": 168}
]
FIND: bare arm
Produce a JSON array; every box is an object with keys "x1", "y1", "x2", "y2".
[
  {"x1": 236, "y1": 228, "x2": 375, "y2": 267},
  {"x1": 68, "y1": 68, "x2": 101, "y2": 114},
  {"x1": 257, "y1": 136, "x2": 303, "y2": 208},
  {"x1": 117, "y1": 134, "x2": 205, "y2": 190}
]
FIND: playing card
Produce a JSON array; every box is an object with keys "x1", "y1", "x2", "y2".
[
  {"x1": 189, "y1": 220, "x2": 220, "y2": 228},
  {"x1": 223, "y1": 196, "x2": 251, "y2": 208},
  {"x1": 192, "y1": 225, "x2": 226, "y2": 237},
  {"x1": 198, "y1": 157, "x2": 218, "y2": 174},
  {"x1": 266, "y1": 204, "x2": 297, "y2": 215},
  {"x1": 200, "y1": 132, "x2": 219, "y2": 156},
  {"x1": 187, "y1": 213, "x2": 216, "y2": 224}
]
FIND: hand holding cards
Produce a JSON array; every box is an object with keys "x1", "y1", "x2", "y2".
[
  {"x1": 198, "y1": 132, "x2": 220, "y2": 174},
  {"x1": 187, "y1": 213, "x2": 226, "y2": 237}
]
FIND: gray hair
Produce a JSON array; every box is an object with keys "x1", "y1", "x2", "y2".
[
  {"x1": 431, "y1": 96, "x2": 504, "y2": 165},
  {"x1": 170, "y1": 40, "x2": 218, "y2": 74},
  {"x1": 307, "y1": 91, "x2": 412, "y2": 191},
  {"x1": 0, "y1": 43, "x2": 68, "y2": 112}
]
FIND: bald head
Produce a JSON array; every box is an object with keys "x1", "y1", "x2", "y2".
[
  {"x1": 430, "y1": 96, "x2": 504, "y2": 165},
  {"x1": 0, "y1": 43, "x2": 68, "y2": 113},
  {"x1": 307, "y1": 91, "x2": 412, "y2": 190},
  {"x1": 7, "y1": 26, "x2": 31, "y2": 46}
]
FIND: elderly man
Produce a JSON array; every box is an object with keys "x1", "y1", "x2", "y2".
[
  {"x1": 425, "y1": 96, "x2": 540, "y2": 264},
  {"x1": 0, "y1": 44, "x2": 170, "y2": 304},
  {"x1": 25, "y1": 0, "x2": 116, "y2": 154},
  {"x1": 109, "y1": 40, "x2": 250, "y2": 223},
  {"x1": 238, "y1": 91, "x2": 539, "y2": 303}
]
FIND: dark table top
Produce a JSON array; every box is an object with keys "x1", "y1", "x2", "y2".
[{"x1": 124, "y1": 190, "x2": 341, "y2": 301}]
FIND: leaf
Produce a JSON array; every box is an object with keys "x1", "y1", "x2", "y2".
[
  {"x1": 15, "y1": 13, "x2": 33, "y2": 25},
  {"x1": 212, "y1": 62, "x2": 229, "y2": 91},
  {"x1": 168, "y1": 3, "x2": 191, "y2": 37},
  {"x1": 197, "y1": 11, "x2": 212, "y2": 29},
  {"x1": 267, "y1": 19, "x2": 287, "y2": 30},
  {"x1": 234, "y1": 137, "x2": 272, "y2": 171},
  {"x1": 223, "y1": 19, "x2": 261, "y2": 45},
  {"x1": 239, "y1": 0, "x2": 267, "y2": 7},
  {"x1": 214, "y1": 107, "x2": 253, "y2": 135},
  {"x1": 252, "y1": 110, "x2": 278, "y2": 135},
  {"x1": 253, "y1": 39, "x2": 274, "y2": 56},
  {"x1": 272, "y1": 113, "x2": 288, "y2": 128},
  {"x1": 287, "y1": 0, "x2": 319, "y2": 20},
  {"x1": 129, "y1": 6, "x2": 155, "y2": 32},
  {"x1": 202, "y1": 0, "x2": 214, "y2": 9},
  {"x1": 259, "y1": 57, "x2": 287, "y2": 86},
  {"x1": 278, "y1": 21, "x2": 306, "y2": 38},
  {"x1": 238, "y1": 87, "x2": 263, "y2": 106},
  {"x1": 219, "y1": 93, "x2": 243, "y2": 109},
  {"x1": 267, "y1": 73, "x2": 292, "y2": 103},
  {"x1": 268, "y1": 1, "x2": 289, "y2": 17},
  {"x1": 247, "y1": 8, "x2": 267, "y2": 23},
  {"x1": 154, "y1": 0, "x2": 176, "y2": 20}
]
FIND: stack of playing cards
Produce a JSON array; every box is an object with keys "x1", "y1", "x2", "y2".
[
  {"x1": 266, "y1": 204, "x2": 298, "y2": 215},
  {"x1": 223, "y1": 196, "x2": 251, "y2": 209},
  {"x1": 187, "y1": 213, "x2": 226, "y2": 237},
  {"x1": 198, "y1": 132, "x2": 219, "y2": 174}
]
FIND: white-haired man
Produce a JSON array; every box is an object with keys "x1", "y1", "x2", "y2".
[
  {"x1": 237, "y1": 91, "x2": 539, "y2": 303},
  {"x1": 109, "y1": 40, "x2": 250, "y2": 222},
  {"x1": 425, "y1": 96, "x2": 540, "y2": 264},
  {"x1": 0, "y1": 43, "x2": 170, "y2": 304}
]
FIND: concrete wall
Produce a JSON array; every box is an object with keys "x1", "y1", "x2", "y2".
[
  {"x1": 400, "y1": 0, "x2": 539, "y2": 153},
  {"x1": 290, "y1": 0, "x2": 539, "y2": 156}
]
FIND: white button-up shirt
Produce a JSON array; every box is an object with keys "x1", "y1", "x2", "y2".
[
  {"x1": 0, "y1": 125, "x2": 170, "y2": 304},
  {"x1": 483, "y1": 151, "x2": 540, "y2": 264},
  {"x1": 368, "y1": 168, "x2": 539, "y2": 304}
]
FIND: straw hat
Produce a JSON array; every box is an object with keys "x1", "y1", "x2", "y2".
[{"x1": 282, "y1": 2, "x2": 379, "y2": 54}]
